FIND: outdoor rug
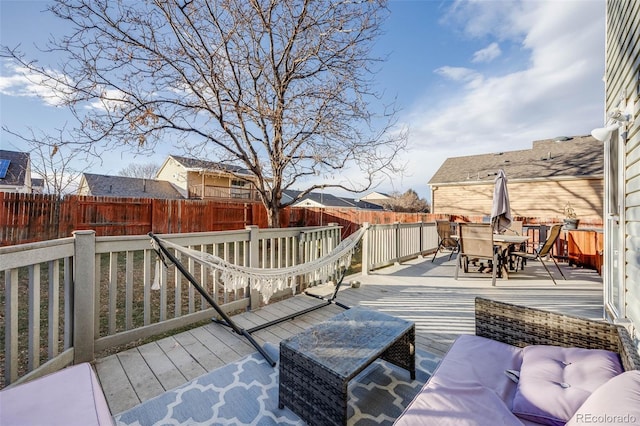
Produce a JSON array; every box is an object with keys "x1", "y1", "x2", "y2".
[{"x1": 114, "y1": 343, "x2": 441, "y2": 426}]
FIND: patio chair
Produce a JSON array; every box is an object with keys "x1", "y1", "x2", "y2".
[
  {"x1": 511, "y1": 223, "x2": 567, "y2": 285},
  {"x1": 454, "y1": 223, "x2": 498, "y2": 286},
  {"x1": 503, "y1": 220, "x2": 525, "y2": 268},
  {"x1": 431, "y1": 220, "x2": 459, "y2": 262}
]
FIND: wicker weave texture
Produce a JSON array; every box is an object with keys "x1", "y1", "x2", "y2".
[
  {"x1": 475, "y1": 297, "x2": 640, "y2": 372},
  {"x1": 278, "y1": 311, "x2": 415, "y2": 426}
]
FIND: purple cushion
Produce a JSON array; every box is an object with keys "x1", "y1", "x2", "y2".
[
  {"x1": 394, "y1": 335, "x2": 525, "y2": 425},
  {"x1": 566, "y1": 370, "x2": 640, "y2": 426},
  {"x1": 0, "y1": 363, "x2": 113, "y2": 426},
  {"x1": 512, "y1": 345, "x2": 623, "y2": 426}
]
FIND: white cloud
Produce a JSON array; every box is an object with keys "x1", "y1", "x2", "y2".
[
  {"x1": 0, "y1": 61, "x2": 77, "y2": 106},
  {"x1": 472, "y1": 42, "x2": 501, "y2": 63},
  {"x1": 434, "y1": 66, "x2": 479, "y2": 82},
  {"x1": 0, "y1": 62, "x2": 68, "y2": 106},
  {"x1": 84, "y1": 89, "x2": 130, "y2": 111},
  {"x1": 392, "y1": 0, "x2": 606, "y2": 201}
]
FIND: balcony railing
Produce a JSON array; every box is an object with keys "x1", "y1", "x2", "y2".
[
  {"x1": 0, "y1": 222, "x2": 439, "y2": 388},
  {"x1": 188, "y1": 184, "x2": 261, "y2": 201}
]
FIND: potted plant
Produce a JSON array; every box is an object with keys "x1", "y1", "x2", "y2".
[{"x1": 563, "y1": 202, "x2": 579, "y2": 230}]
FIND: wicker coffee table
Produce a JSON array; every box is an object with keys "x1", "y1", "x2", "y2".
[{"x1": 278, "y1": 306, "x2": 415, "y2": 425}]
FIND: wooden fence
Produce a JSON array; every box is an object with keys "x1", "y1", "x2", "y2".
[
  {"x1": 0, "y1": 193, "x2": 283, "y2": 246},
  {"x1": 0, "y1": 192, "x2": 603, "y2": 246},
  {"x1": 0, "y1": 193, "x2": 446, "y2": 246}
]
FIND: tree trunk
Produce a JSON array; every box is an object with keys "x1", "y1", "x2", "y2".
[{"x1": 266, "y1": 204, "x2": 281, "y2": 228}]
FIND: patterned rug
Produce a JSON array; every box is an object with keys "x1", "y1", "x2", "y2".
[{"x1": 114, "y1": 343, "x2": 441, "y2": 426}]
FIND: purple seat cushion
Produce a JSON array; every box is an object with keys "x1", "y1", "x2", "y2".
[
  {"x1": 0, "y1": 363, "x2": 113, "y2": 426},
  {"x1": 512, "y1": 345, "x2": 623, "y2": 426},
  {"x1": 394, "y1": 334, "x2": 525, "y2": 425},
  {"x1": 566, "y1": 370, "x2": 640, "y2": 426}
]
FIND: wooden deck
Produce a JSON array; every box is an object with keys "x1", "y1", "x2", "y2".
[{"x1": 96, "y1": 254, "x2": 604, "y2": 415}]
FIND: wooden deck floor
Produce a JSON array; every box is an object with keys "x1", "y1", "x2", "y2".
[{"x1": 96, "y1": 254, "x2": 604, "y2": 415}]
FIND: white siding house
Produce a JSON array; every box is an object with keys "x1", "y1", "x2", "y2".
[{"x1": 599, "y1": 0, "x2": 640, "y2": 351}]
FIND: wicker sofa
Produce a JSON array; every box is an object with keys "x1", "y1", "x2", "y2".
[{"x1": 394, "y1": 297, "x2": 640, "y2": 426}]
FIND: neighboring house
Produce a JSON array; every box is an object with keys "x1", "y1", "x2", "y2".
[
  {"x1": 0, "y1": 150, "x2": 32, "y2": 193},
  {"x1": 156, "y1": 155, "x2": 259, "y2": 200},
  {"x1": 359, "y1": 191, "x2": 391, "y2": 207},
  {"x1": 428, "y1": 135, "x2": 603, "y2": 220},
  {"x1": 77, "y1": 173, "x2": 184, "y2": 199},
  {"x1": 284, "y1": 189, "x2": 383, "y2": 210},
  {"x1": 600, "y1": 0, "x2": 640, "y2": 351}
]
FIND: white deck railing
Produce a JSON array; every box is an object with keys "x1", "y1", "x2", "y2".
[
  {"x1": 362, "y1": 222, "x2": 438, "y2": 273},
  {"x1": 1, "y1": 221, "x2": 438, "y2": 388}
]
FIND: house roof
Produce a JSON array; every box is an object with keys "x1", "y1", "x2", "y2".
[
  {"x1": 283, "y1": 189, "x2": 383, "y2": 210},
  {"x1": 168, "y1": 155, "x2": 253, "y2": 177},
  {"x1": 428, "y1": 135, "x2": 603, "y2": 185},
  {"x1": 0, "y1": 150, "x2": 30, "y2": 186},
  {"x1": 80, "y1": 173, "x2": 184, "y2": 199}
]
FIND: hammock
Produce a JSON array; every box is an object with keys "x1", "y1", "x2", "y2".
[
  {"x1": 148, "y1": 226, "x2": 366, "y2": 367},
  {"x1": 151, "y1": 225, "x2": 366, "y2": 303}
]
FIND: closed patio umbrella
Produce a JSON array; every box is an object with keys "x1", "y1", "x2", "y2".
[{"x1": 491, "y1": 169, "x2": 512, "y2": 234}]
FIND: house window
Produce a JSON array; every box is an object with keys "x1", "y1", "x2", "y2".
[{"x1": 231, "y1": 180, "x2": 246, "y2": 187}]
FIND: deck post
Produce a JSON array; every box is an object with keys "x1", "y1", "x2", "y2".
[
  {"x1": 361, "y1": 222, "x2": 370, "y2": 276},
  {"x1": 418, "y1": 221, "x2": 425, "y2": 259},
  {"x1": 73, "y1": 230, "x2": 96, "y2": 363},
  {"x1": 395, "y1": 222, "x2": 401, "y2": 265},
  {"x1": 246, "y1": 225, "x2": 261, "y2": 311}
]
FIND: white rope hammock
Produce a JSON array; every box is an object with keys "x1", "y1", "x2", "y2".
[{"x1": 151, "y1": 226, "x2": 366, "y2": 303}]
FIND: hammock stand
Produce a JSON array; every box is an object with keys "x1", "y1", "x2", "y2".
[{"x1": 148, "y1": 228, "x2": 362, "y2": 367}]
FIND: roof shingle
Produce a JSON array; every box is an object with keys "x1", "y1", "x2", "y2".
[
  {"x1": 81, "y1": 173, "x2": 184, "y2": 199},
  {"x1": 0, "y1": 150, "x2": 30, "y2": 186},
  {"x1": 428, "y1": 135, "x2": 603, "y2": 185}
]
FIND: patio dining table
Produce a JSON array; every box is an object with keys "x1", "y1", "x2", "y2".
[
  {"x1": 451, "y1": 233, "x2": 529, "y2": 279},
  {"x1": 493, "y1": 234, "x2": 530, "y2": 278}
]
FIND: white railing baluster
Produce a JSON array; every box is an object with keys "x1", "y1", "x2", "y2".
[
  {"x1": 28, "y1": 264, "x2": 41, "y2": 371},
  {"x1": 48, "y1": 260, "x2": 60, "y2": 358},
  {"x1": 108, "y1": 252, "x2": 118, "y2": 335},
  {"x1": 5, "y1": 268, "x2": 19, "y2": 384},
  {"x1": 143, "y1": 249, "x2": 151, "y2": 326},
  {"x1": 125, "y1": 251, "x2": 134, "y2": 330}
]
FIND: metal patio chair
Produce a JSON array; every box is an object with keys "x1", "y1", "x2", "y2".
[
  {"x1": 454, "y1": 223, "x2": 498, "y2": 286},
  {"x1": 511, "y1": 223, "x2": 567, "y2": 285},
  {"x1": 431, "y1": 220, "x2": 459, "y2": 262}
]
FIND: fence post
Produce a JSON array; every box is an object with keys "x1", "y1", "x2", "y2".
[
  {"x1": 419, "y1": 221, "x2": 424, "y2": 258},
  {"x1": 394, "y1": 222, "x2": 401, "y2": 265},
  {"x1": 246, "y1": 225, "x2": 261, "y2": 310},
  {"x1": 361, "y1": 222, "x2": 370, "y2": 276},
  {"x1": 73, "y1": 230, "x2": 96, "y2": 364}
]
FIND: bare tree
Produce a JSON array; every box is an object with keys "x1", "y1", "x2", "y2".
[
  {"x1": 6, "y1": 128, "x2": 94, "y2": 196},
  {"x1": 118, "y1": 162, "x2": 160, "y2": 179},
  {"x1": 2, "y1": 0, "x2": 405, "y2": 227},
  {"x1": 383, "y1": 189, "x2": 430, "y2": 213}
]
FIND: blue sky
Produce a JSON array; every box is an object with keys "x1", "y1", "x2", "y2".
[{"x1": 1, "y1": 0, "x2": 606, "y2": 200}]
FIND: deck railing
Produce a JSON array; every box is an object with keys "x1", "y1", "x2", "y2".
[
  {"x1": 0, "y1": 225, "x2": 342, "y2": 388},
  {"x1": 361, "y1": 222, "x2": 439, "y2": 273},
  {"x1": 1, "y1": 221, "x2": 442, "y2": 388},
  {"x1": 1, "y1": 219, "x2": 552, "y2": 388}
]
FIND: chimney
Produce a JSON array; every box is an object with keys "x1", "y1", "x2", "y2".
[{"x1": 143, "y1": 179, "x2": 146, "y2": 192}]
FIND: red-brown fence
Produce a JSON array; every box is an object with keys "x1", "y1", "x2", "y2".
[
  {"x1": 0, "y1": 192, "x2": 604, "y2": 246},
  {"x1": 0, "y1": 193, "x2": 288, "y2": 246},
  {"x1": 291, "y1": 207, "x2": 452, "y2": 238}
]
